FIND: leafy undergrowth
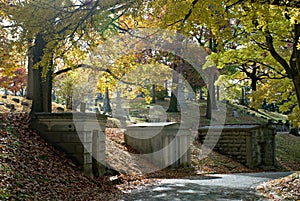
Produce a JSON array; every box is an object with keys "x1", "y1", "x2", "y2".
[
  {"x1": 257, "y1": 172, "x2": 300, "y2": 200},
  {"x1": 0, "y1": 113, "x2": 122, "y2": 200}
]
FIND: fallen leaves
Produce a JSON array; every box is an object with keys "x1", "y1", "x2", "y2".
[
  {"x1": 256, "y1": 172, "x2": 300, "y2": 200},
  {"x1": 0, "y1": 113, "x2": 122, "y2": 200},
  {"x1": 1, "y1": 112, "x2": 300, "y2": 200}
]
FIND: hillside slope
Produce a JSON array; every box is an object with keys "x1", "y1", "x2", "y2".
[{"x1": 0, "y1": 113, "x2": 121, "y2": 200}]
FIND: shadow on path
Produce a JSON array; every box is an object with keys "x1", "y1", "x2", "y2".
[{"x1": 120, "y1": 172, "x2": 293, "y2": 201}]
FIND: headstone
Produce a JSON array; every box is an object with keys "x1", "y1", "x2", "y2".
[
  {"x1": 290, "y1": 127, "x2": 299, "y2": 136},
  {"x1": 2, "y1": 95, "x2": 7, "y2": 99},
  {"x1": 285, "y1": 121, "x2": 290, "y2": 131},
  {"x1": 99, "y1": 104, "x2": 103, "y2": 111},
  {"x1": 0, "y1": 102, "x2": 4, "y2": 106},
  {"x1": 177, "y1": 79, "x2": 186, "y2": 108},
  {"x1": 232, "y1": 109, "x2": 239, "y2": 118},
  {"x1": 80, "y1": 102, "x2": 86, "y2": 113},
  {"x1": 199, "y1": 88, "x2": 204, "y2": 101},
  {"x1": 94, "y1": 108, "x2": 100, "y2": 114},
  {"x1": 187, "y1": 91, "x2": 195, "y2": 101},
  {"x1": 21, "y1": 101, "x2": 29, "y2": 106},
  {"x1": 56, "y1": 107, "x2": 64, "y2": 112},
  {"x1": 96, "y1": 93, "x2": 103, "y2": 101},
  {"x1": 112, "y1": 89, "x2": 127, "y2": 126},
  {"x1": 262, "y1": 99, "x2": 268, "y2": 110},
  {"x1": 149, "y1": 105, "x2": 167, "y2": 122},
  {"x1": 12, "y1": 98, "x2": 20, "y2": 103},
  {"x1": 6, "y1": 104, "x2": 15, "y2": 110},
  {"x1": 267, "y1": 119, "x2": 273, "y2": 125}
]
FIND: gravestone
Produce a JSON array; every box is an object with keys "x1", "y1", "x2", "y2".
[
  {"x1": 177, "y1": 80, "x2": 186, "y2": 109},
  {"x1": 12, "y1": 98, "x2": 20, "y2": 103},
  {"x1": 80, "y1": 102, "x2": 86, "y2": 112},
  {"x1": 290, "y1": 127, "x2": 299, "y2": 136},
  {"x1": 21, "y1": 101, "x2": 29, "y2": 106},
  {"x1": 5, "y1": 104, "x2": 15, "y2": 110},
  {"x1": 0, "y1": 102, "x2": 4, "y2": 106},
  {"x1": 56, "y1": 107, "x2": 64, "y2": 112},
  {"x1": 2, "y1": 95, "x2": 7, "y2": 99},
  {"x1": 232, "y1": 109, "x2": 239, "y2": 118},
  {"x1": 148, "y1": 105, "x2": 167, "y2": 123},
  {"x1": 112, "y1": 89, "x2": 126, "y2": 126}
]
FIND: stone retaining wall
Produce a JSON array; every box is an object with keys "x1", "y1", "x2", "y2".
[
  {"x1": 198, "y1": 124, "x2": 276, "y2": 168},
  {"x1": 125, "y1": 122, "x2": 191, "y2": 169},
  {"x1": 30, "y1": 112, "x2": 107, "y2": 178}
]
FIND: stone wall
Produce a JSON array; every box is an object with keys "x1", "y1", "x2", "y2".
[
  {"x1": 30, "y1": 112, "x2": 107, "y2": 178},
  {"x1": 125, "y1": 122, "x2": 191, "y2": 169},
  {"x1": 198, "y1": 125, "x2": 276, "y2": 168}
]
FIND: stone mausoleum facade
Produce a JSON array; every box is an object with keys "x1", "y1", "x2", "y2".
[{"x1": 198, "y1": 124, "x2": 276, "y2": 169}]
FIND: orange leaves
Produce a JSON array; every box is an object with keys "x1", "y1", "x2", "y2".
[
  {"x1": 257, "y1": 172, "x2": 300, "y2": 200},
  {"x1": 0, "y1": 113, "x2": 121, "y2": 200}
]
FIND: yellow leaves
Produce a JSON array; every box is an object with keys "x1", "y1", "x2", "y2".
[
  {"x1": 144, "y1": 96, "x2": 152, "y2": 104},
  {"x1": 297, "y1": 38, "x2": 300, "y2": 50},
  {"x1": 286, "y1": 8, "x2": 300, "y2": 25},
  {"x1": 288, "y1": 106, "x2": 300, "y2": 127}
]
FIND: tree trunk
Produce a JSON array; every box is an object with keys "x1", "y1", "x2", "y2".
[
  {"x1": 206, "y1": 91, "x2": 212, "y2": 119},
  {"x1": 216, "y1": 86, "x2": 220, "y2": 101},
  {"x1": 30, "y1": 33, "x2": 53, "y2": 114},
  {"x1": 241, "y1": 87, "x2": 246, "y2": 106},
  {"x1": 291, "y1": 24, "x2": 300, "y2": 108},
  {"x1": 151, "y1": 84, "x2": 156, "y2": 104},
  {"x1": 167, "y1": 71, "x2": 179, "y2": 112},
  {"x1": 211, "y1": 79, "x2": 217, "y2": 110},
  {"x1": 26, "y1": 45, "x2": 34, "y2": 100},
  {"x1": 167, "y1": 92, "x2": 179, "y2": 112},
  {"x1": 293, "y1": 74, "x2": 300, "y2": 108},
  {"x1": 209, "y1": 72, "x2": 217, "y2": 110},
  {"x1": 250, "y1": 75, "x2": 258, "y2": 91},
  {"x1": 199, "y1": 87, "x2": 204, "y2": 101}
]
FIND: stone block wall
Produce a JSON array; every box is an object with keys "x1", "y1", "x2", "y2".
[
  {"x1": 198, "y1": 124, "x2": 276, "y2": 168},
  {"x1": 30, "y1": 113, "x2": 107, "y2": 178},
  {"x1": 125, "y1": 122, "x2": 191, "y2": 169}
]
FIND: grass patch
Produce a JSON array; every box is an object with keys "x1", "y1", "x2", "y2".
[{"x1": 276, "y1": 134, "x2": 300, "y2": 161}]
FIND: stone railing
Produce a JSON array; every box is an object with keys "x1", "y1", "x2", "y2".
[{"x1": 30, "y1": 112, "x2": 107, "y2": 178}]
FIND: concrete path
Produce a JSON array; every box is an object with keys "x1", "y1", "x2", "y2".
[{"x1": 120, "y1": 172, "x2": 293, "y2": 201}]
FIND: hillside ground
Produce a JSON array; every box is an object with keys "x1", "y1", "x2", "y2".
[{"x1": 0, "y1": 95, "x2": 299, "y2": 200}]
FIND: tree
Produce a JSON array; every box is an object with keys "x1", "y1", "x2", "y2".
[
  {"x1": 224, "y1": 2, "x2": 300, "y2": 105},
  {"x1": 0, "y1": 40, "x2": 27, "y2": 96},
  {"x1": 136, "y1": 0, "x2": 299, "y2": 122},
  {"x1": 218, "y1": 1, "x2": 300, "y2": 122},
  {"x1": 2, "y1": 0, "x2": 137, "y2": 113}
]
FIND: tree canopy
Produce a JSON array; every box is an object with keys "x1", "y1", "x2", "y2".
[{"x1": 0, "y1": 0, "x2": 299, "y2": 124}]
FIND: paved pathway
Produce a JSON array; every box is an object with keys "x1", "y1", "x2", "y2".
[{"x1": 120, "y1": 172, "x2": 293, "y2": 201}]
